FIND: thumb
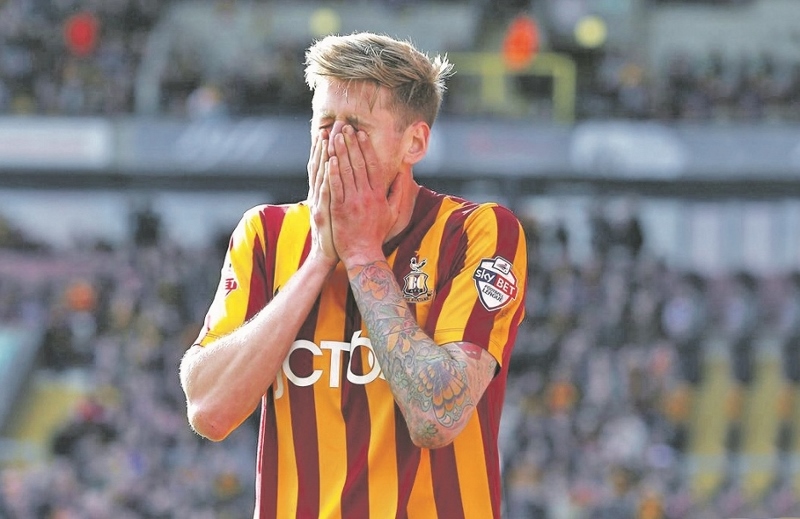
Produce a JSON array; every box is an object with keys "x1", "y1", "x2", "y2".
[{"x1": 387, "y1": 175, "x2": 403, "y2": 211}]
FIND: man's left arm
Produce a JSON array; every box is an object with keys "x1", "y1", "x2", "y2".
[
  {"x1": 348, "y1": 260, "x2": 497, "y2": 449},
  {"x1": 326, "y1": 124, "x2": 518, "y2": 448}
]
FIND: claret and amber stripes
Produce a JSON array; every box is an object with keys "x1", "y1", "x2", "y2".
[{"x1": 195, "y1": 187, "x2": 527, "y2": 518}]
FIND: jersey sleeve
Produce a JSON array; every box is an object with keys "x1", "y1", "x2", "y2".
[
  {"x1": 194, "y1": 205, "x2": 269, "y2": 347},
  {"x1": 430, "y1": 204, "x2": 528, "y2": 367}
]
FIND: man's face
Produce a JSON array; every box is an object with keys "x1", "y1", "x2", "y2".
[{"x1": 310, "y1": 79, "x2": 405, "y2": 192}]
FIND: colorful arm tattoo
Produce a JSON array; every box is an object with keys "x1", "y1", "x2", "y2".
[{"x1": 348, "y1": 260, "x2": 496, "y2": 447}]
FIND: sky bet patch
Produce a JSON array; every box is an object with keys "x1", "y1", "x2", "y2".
[{"x1": 473, "y1": 256, "x2": 518, "y2": 311}]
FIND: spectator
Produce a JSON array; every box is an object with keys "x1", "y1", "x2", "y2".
[{"x1": 2, "y1": 201, "x2": 797, "y2": 517}]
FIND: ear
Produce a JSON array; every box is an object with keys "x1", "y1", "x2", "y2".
[{"x1": 402, "y1": 121, "x2": 430, "y2": 166}]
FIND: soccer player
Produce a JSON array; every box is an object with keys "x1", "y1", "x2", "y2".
[{"x1": 179, "y1": 32, "x2": 528, "y2": 518}]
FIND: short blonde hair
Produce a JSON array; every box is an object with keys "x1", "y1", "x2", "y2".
[{"x1": 304, "y1": 32, "x2": 454, "y2": 129}]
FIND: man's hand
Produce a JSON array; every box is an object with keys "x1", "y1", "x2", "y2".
[
  {"x1": 307, "y1": 129, "x2": 338, "y2": 268},
  {"x1": 328, "y1": 125, "x2": 401, "y2": 267}
]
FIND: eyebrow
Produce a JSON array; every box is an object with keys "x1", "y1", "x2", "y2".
[{"x1": 317, "y1": 112, "x2": 371, "y2": 130}]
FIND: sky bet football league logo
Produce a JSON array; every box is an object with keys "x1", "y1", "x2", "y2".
[{"x1": 473, "y1": 256, "x2": 518, "y2": 310}]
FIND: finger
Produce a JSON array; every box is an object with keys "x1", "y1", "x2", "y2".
[
  {"x1": 314, "y1": 138, "x2": 328, "y2": 206},
  {"x1": 327, "y1": 156, "x2": 344, "y2": 207},
  {"x1": 333, "y1": 132, "x2": 355, "y2": 196},
  {"x1": 307, "y1": 132, "x2": 321, "y2": 199},
  {"x1": 308, "y1": 130, "x2": 329, "y2": 201},
  {"x1": 319, "y1": 160, "x2": 332, "y2": 211},
  {"x1": 356, "y1": 130, "x2": 382, "y2": 193},
  {"x1": 308, "y1": 132, "x2": 318, "y2": 169},
  {"x1": 343, "y1": 125, "x2": 366, "y2": 192},
  {"x1": 328, "y1": 121, "x2": 345, "y2": 156}
]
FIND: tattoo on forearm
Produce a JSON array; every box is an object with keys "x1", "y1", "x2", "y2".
[{"x1": 349, "y1": 261, "x2": 475, "y2": 437}]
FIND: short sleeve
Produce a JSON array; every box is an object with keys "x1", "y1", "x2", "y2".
[
  {"x1": 194, "y1": 205, "x2": 269, "y2": 346},
  {"x1": 431, "y1": 204, "x2": 528, "y2": 367}
]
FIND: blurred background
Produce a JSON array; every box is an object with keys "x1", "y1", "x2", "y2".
[{"x1": 0, "y1": 0, "x2": 799, "y2": 517}]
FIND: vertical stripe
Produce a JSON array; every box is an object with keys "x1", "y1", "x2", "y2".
[
  {"x1": 340, "y1": 373, "x2": 371, "y2": 517},
  {"x1": 482, "y1": 353, "x2": 517, "y2": 518},
  {"x1": 359, "y1": 245, "x2": 401, "y2": 518},
  {"x1": 453, "y1": 414, "x2": 493, "y2": 519},
  {"x1": 468, "y1": 207, "x2": 526, "y2": 518},
  {"x1": 396, "y1": 196, "x2": 450, "y2": 332},
  {"x1": 428, "y1": 203, "x2": 526, "y2": 518},
  {"x1": 254, "y1": 206, "x2": 285, "y2": 519},
  {"x1": 364, "y1": 367, "x2": 399, "y2": 519},
  {"x1": 483, "y1": 214, "x2": 527, "y2": 518},
  {"x1": 492, "y1": 206, "x2": 523, "y2": 260},
  {"x1": 430, "y1": 447, "x2": 466, "y2": 518},
  {"x1": 382, "y1": 190, "x2": 450, "y2": 517},
  {"x1": 280, "y1": 210, "x2": 322, "y2": 518},
  {"x1": 256, "y1": 391, "x2": 279, "y2": 519},
  {"x1": 483, "y1": 375, "x2": 506, "y2": 518},
  {"x1": 288, "y1": 337, "x2": 321, "y2": 517},
  {"x1": 273, "y1": 368, "x2": 299, "y2": 519},
  {"x1": 245, "y1": 232, "x2": 269, "y2": 319},
  {"x1": 401, "y1": 195, "x2": 474, "y2": 519},
  {"x1": 341, "y1": 288, "x2": 371, "y2": 518},
  {"x1": 199, "y1": 205, "x2": 275, "y2": 345},
  {"x1": 259, "y1": 207, "x2": 285, "y2": 298},
  {"x1": 270, "y1": 205, "x2": 309, "y2": 295},
  {"x1": 466, "y1": 208, "x2": 526, "y2": 362},
  {"x1": 270, "y1": 207, "x2": 309, "y2": 519},
  {"x1": 423, "y1": 201, "x2": 471, "y2": 336},
  {"x1": 406, "y1": 447, "x2": 435, "y2": 518},
  {"x1": 394, "y1": 404, "x2": 420, "y2": 518},
  {"x1": 462, "y1": 207, "x2": 511, "y2": 351},
  {"x1": 315, "y1": 265, "x2": 349, "y2": 519}
]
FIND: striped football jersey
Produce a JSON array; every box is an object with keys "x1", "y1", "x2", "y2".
[{"x1": 195, "y1": 187, "x2": 528, "y2": 518}]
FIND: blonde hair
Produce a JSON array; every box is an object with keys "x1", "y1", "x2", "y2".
[{"x1": 304, "y1": 32, "x2": 454, "y2": 129}]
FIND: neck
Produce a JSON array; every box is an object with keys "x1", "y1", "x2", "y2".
[{"x1": 386, "y1": 180, "x2": 420, "y2": 243}]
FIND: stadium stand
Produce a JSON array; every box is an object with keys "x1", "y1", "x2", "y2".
[
  {"x1": 135, "y1": 1, "x2": 483, "y2": 116},
  {"x1": 1, "y1": 0, "x2": 800, "y2": 518}
]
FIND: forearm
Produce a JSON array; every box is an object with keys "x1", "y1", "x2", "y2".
[
  {"x1": 181, "y1": 253, "x2": 336, "y2": 441},
  {"x1": 346, "y1": 259, "x2": 476, "y2": 449}
]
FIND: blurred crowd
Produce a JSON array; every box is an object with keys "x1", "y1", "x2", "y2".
[
  {"x1": 0, "y1": 0, "x2": 170, "y2": 115},
  {"x1": 0, "y1": 203, "x2": 797, "y2": 518},
  {"x1": 2, "y1": 0, "x2": 800, "y2": 122},
  {"x1": 1, "y1": 0, "x2": 800, "y2": 516},
  {"x1": 0, "y1": 221, "x2": 258, "y2": 518},
  {"x1": 502, "y1": 210, "x2": 800, "y2": 518},
  {"x1": 582, "y1": 49, "x2": 800, "y2": 122}
]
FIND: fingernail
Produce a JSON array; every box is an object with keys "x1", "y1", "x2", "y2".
[{"x1": 357, "y1": 131, "x2": 366, "y2": 142}]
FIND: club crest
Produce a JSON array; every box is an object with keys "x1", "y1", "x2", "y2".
[
  {"x1": 403, "y1": 257, "x2": 432, "y2": 303},
  {"x1": 473, "y1": 256, "x2": 518, "y2": 310}
]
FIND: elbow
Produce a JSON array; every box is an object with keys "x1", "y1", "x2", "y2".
[
  {"x1": 407, "y1": 421, "x2": 460, "y2": 450},
  {"x1": 186, "y1": 401, "x2": 236, "y2": 442},
  {"x1": 180, "y1": 347, "x2": 239, "y2": 442},
  {"x1": 410, "y1": 432, "x2": 454, "y2": 450},
  {"x1": 405, "y1": 407, "x2": 476, "y2": 449}
]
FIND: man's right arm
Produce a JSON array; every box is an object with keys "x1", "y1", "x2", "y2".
[
  {"x1": 179, "y1": 252, "x2": 336, "y2": 441},
  {"x1": 182, "y1": 130, "x2": 337, "y2": 442}
]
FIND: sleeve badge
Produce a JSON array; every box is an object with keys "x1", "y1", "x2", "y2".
[{"x1": 473, "y1": 256, "x2": 518, "y2": 310}]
